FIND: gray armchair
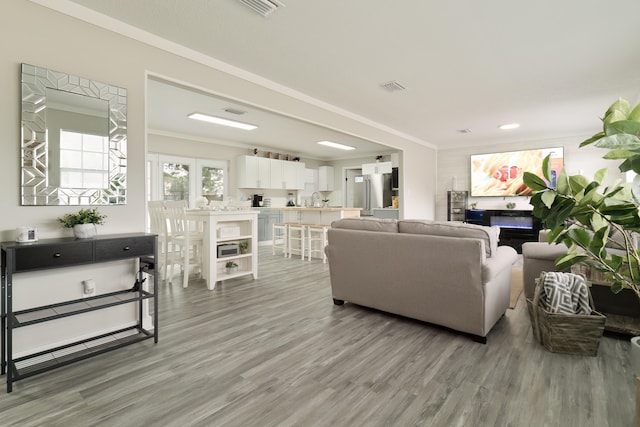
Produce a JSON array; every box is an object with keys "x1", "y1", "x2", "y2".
[{"x1": 521, "y1": 239, "x2": 568, "y2": 300}]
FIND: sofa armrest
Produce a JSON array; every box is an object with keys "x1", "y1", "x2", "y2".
[{"x1": 482, "y1": 246, "x2": 518, "y2": 283}]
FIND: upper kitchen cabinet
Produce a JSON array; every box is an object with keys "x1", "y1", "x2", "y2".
[
  {"x1": 237, "y1": 156, "x2": 304, "y2": 189},
  {"x1": 318, "y1": 166, "x2": 334, "y2": 191},
  {"x1": 271, "y1": 159, "x2": 305, "y2": 190},
  {"x1": 362, "y1": 161, "x2": 392, "y2": 175},
  {"x1": 237, "y1": 155, "x2": 271, "y2": 188}
]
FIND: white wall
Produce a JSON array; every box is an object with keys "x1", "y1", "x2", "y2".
[{"x1": 436, "y1": 136, "x2": 624, "y2": 221}]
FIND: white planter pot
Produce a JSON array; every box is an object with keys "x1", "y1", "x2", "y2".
[
  {"x1": 226, "y1": 266, "x2": 238, "y2": 274},
  {"x1": 73, "y1": 223, "x2": 97, "y2": 239}
]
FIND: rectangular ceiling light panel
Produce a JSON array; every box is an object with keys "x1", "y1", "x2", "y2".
[
  {"x1": 317, "y1": 140, "x2": 355, "y2": 151},
  {"x1": 188, "y1": 112, "x2": 257, "y2": 130}
]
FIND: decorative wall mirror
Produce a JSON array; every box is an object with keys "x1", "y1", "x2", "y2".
[{"x1": 21, "y1": 63, "x2": 127, "y2": 205}]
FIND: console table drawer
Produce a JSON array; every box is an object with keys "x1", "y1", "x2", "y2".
[
  {"x1": 95, "y1": 236, "x2": 155, "y2": 261},
  {"x1": 13, "y1": 242, "x2": 94, "y2": 272}
]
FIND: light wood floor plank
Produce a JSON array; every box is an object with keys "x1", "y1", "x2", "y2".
[{"x1": 0, "y1": 247, "x2": 634, "y2": 426}]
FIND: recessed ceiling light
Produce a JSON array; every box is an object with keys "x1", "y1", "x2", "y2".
[
  {"x1": 499, "y1": 123, "x2": 520, "y2": 130},
  {"x1": 317, "y1": 140, "x2": 355, "y2": 151},
  {"x1": 188, "y1": 112, "x2": 257, "y2": 130}
]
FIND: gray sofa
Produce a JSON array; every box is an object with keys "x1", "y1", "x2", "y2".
[{"x1": 325, "y1": 218, "x2": 519, "y2": 342}]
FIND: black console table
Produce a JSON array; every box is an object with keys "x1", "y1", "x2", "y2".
[
  {"x1": 465, "y1": 209, "x2": 542, "y2": 253},
  {"x1": 1, "y1": 233, "x2": 157, "y2": 393}
]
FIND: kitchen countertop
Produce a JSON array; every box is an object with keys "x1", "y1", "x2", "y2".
[{"x1": 273, "y1": 207, "x2": 362, "y2": 211}]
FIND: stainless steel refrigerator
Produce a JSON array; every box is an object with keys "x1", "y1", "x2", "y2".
[{"x1": 353, "y1": 173, "x2": 392, "y2": 216}]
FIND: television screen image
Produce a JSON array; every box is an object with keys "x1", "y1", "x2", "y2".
[{"x1": 470, "y1": 147, "x2": 564, "y2": 197}]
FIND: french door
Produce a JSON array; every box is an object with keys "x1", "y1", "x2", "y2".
[{"x1": 147, "y1": 154, "x2": 228, "y2": 207}]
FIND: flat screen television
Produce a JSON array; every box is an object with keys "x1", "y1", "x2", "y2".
[{"x1": 470, "y1": 147, "x2": 564, "y2": 197}]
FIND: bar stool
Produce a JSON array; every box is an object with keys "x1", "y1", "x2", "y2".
[
  {"x1": 307, "y1": 224, "x2": 329, "y2": 263},
  {"x1": 287, "y1": 223, "x2": 306, "y2": 260},
  {"x1": 272, "y1": 222, "x2": 288, "y2": 256}
]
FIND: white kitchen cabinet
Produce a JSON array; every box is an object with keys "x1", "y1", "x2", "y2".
[
  {"x1": 391, "y1": 152, "x2": 400, "y2": 167},
  {"x1": 271, "y1": 160, "x2": 304, "y2": 189},
  {"x1": 237, "y1": 155, "x2": 271, "y2": 188},
  {"x1": 283, "y1": 161, "x2": 304, "y2": 190},
  {"x1": 362, "y1": 161, "x2": 392, "y2": 175},
  {"x1": 237, "y1": 156, "x2": 305, "y2": 190},
  {"x1": 270, "y1": 159, "x2": 284, "y2": 188},
  {"x1": 318, "y1": 166, "x2": 334, "y2": 191}
]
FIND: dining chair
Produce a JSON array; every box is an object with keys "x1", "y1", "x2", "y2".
[
  {"x1": 147, "y1": 200, "x2": 169, "y2": 281},
  {"x1": 164, "y1": 200, "x2": 204, "y2": 288}
]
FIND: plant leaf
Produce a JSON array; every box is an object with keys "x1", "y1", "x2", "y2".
[
  {"x1": 629, "y1": 103, "x2": 640, "y2": 122},
  {"x1": 569, "y1": 175, "x2": 590, "y2": 193},
  {"x1": 541, "y1": 154, "x2": 551, "y2": 182},
  {"x1": 545, "y1": 198, "x2": 576, "y2": 229},
  {"x1": 555, "y1": 252, "x2": 590, "y2": 270},
  {"x1": 605, "y1": 98, "x2": 631, "y2": 119},
  {"x1": 603, "y1": 149, "x2": 636, "y2": 160},
  {"x1": 523, "y1": 172, "x2": 548, "y2": 191},
  {"x1": 604, "y1": 110, "x2": 629, "y2": 125},
  {"x1": 633, "y1": 174, "x2": 640, "y2": 202},
  {"x1": 579, "y1": 131, "x2": 605, "y2": 147},
  {"x1": 589, "y1": 226, "x2": 609, "y2": 258},
  {"x1": 596, "y1": 133, "x2": 640, "y2": 150},
  {"x1": 604, "y1": 120, "x2": 640, "y2": 137},
  {"x1": 566, "y1": 228, "x2": 592, "y2": 248},
  {"x1": 541, "y1": 190, "x2": 556, "y2": 209},
  {"x1": 593, "y1": 168, "x2": 608, "y2": 184},
  {"x1": 556, "y1": 169, "x2": 570, "y2": 195}
]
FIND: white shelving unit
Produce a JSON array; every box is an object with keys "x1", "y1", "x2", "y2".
[{"x1": 187, "y1": 210, "x2": 259, "y2": 290}]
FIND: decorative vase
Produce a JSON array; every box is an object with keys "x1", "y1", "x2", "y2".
[{"x1": 73, "y1": 223, "x2": 97, "y2": 239}]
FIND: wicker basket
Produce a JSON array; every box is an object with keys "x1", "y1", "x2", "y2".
[{"x1": 526, "y1": 272, "x2": 606, "y2": 356}]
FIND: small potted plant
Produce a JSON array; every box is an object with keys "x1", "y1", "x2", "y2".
[
  {"x1": 225, "y1": 261, "x2": 238, "y2": 274},
  {"x1": 58, "y1": 208, "x2": 107, "y2": 239},
  {"x1": 239, "y1": 241, "x2": 249, "y2": 254}
]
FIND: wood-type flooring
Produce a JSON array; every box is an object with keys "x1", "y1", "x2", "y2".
[{"x1": 0, "y1": 247, "x2": 634, "y2": 426}]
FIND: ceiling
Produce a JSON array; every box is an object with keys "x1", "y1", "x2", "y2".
[{"x1": 55, "y1": 0, "x2": 640, "y2": 158}]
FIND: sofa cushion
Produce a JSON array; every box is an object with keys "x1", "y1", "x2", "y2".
[
  {"x1": 330, "y1": 217, "x2": 398, "y2": 233},
  {"x1": 398, "y1": 220, "x2": 499, "y2": 257}
]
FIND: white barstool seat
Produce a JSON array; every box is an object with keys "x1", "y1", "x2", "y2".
[
  {"x1": 164, "y1": 200, "x2": 204, "y2": 288},
  {"x1": 307, "y1": 224, "x2": 329, "y2": 263},
  {"x1": 273, "y1": 222, "x2": 288, "y2": 257},
  {"x1": 287, "y1": 223, "x2": 306, "y2": 261}
]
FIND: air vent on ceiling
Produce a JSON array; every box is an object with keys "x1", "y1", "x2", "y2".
[
  {"x1": 380, "y1": 80, "x2": 406, "y2": 92},
  {"x1": 236, "y1": 0, "x2": 285, "y2": 17},
  {"x1": 224, "y1": 107, "x2": 247, "y2": 115}
]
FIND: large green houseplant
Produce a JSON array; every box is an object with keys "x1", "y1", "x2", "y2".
[{"x1": 523, "y1": 98, "x2": 640, "y2": 301}]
